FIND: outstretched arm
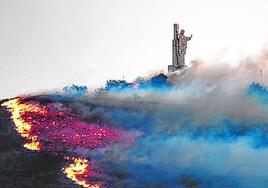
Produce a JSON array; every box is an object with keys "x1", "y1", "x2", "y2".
[{"x1": 187, "y1": 34, "x2": 193, "y2": 41}]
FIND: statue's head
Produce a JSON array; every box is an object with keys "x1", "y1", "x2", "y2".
[{"x1": 180, "y1": 29, "x2": 185, "y2": 34}]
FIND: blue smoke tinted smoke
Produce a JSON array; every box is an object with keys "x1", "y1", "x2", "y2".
[
  {"x1": 84, "y1": 81, "x2": 268, "y2": 188},
  {"x1": 104, "y1": 73, "x2": 172, "y2": 92},
  {"x1": 34, "y1": 66, "x2": 268, "y2": 187},
  {"x1": 97, "y1": 116, "x2": 268, "y2": 187},
  {"x1": 123, "y1": 133, "x2": 268, "y2": 188},
  {"x1": 248, "y1": 82, "x2": 268, "y2": 104},
  {"x1": 63, "y1": 84, "x2": 88, "y2": 96}
]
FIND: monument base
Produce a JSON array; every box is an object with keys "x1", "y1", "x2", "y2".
[{"x1": 168, "y1": 65, "x2": 186, "y2": 72}]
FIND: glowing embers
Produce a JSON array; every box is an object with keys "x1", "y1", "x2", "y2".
[
  {"x1": 63, "y1": 157, "x2": 100, "y2": 188},
  {"x1": 1, "y1": 98, "x2": 43, "y2": 151},
  {"x1": 24, "y1": 135, "x2": 41, "y2": 150},
  {"x1": 1, "y1": 97, "x2": 135, "y2": 187},
  {"x1": 1, "y1": 98, "x2": 128, "y2": 153}
]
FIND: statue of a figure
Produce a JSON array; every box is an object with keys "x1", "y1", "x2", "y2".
[
  {"x1": 178, "y1": 29, "x2": 192, "y2": 63},
  {"x1": 169, "y1": 23, "x2": 193, "y2": 72}
]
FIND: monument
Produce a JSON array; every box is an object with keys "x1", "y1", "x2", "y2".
[{"x1": 168, "y1": 23, "x2": 192, "y2": 72}]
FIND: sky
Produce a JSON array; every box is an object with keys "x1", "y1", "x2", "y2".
[{"x1": 0, "y1": 0, "x2": 268, "y2": 99}]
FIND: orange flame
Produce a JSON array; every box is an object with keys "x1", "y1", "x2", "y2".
[
  {"x1": 1, "y1": 99, "x2": 102, "y2": 187},
  {"x1": 1, "y1": 98, "x2": 43, "y2": 151},
  {"x1": 63, "y1": 157, "x2": 100, "y2": 188}
]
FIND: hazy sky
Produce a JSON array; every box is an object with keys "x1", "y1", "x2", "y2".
[{"x1": 1, "y1": 0, "x2": 268, "y2": 98}]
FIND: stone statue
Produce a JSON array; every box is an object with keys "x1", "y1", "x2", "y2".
[
  {"x1": 168, "y1": 24, "x2": 193, "y2": 72},
  {"x1": 178, "y1": 29, "x2": 192, "y2": 57}
]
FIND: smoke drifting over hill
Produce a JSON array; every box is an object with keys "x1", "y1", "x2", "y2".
[{"x1": 2, "y1": 49, "x2": 268, "y2": 187}]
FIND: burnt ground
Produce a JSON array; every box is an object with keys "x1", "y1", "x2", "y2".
[{"x1": 0, "y1": 106, "x2": 77, "y2": 188}]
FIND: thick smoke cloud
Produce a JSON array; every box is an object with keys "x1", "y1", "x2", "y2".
[
  {"x1": 3, "y1": 48, "x2": 268, "y2": 187},
  {"x1": 48, "y1": 47, "x2": 268, "y2": 187}
]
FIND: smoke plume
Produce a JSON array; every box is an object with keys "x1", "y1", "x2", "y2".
[{"x1": 2, "y1": 47, "x2": 268, "y2": 187}]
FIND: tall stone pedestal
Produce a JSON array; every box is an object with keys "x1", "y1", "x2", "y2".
[{"x1": 168, "y1": 65, "x2": 185, "y2": 72}]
